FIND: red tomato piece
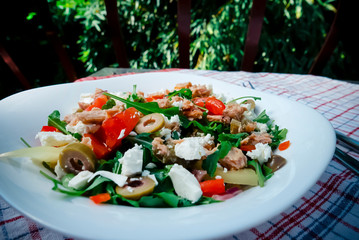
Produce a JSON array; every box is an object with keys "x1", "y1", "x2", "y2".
[
  {"x1": 200, "y1": 179, "x2": 225, "y2": 197},
  {"x1": 193, "y1": 97, "x2": 225, "y2": 115},
  {"x1": 86, "y1": 95, "x2": 108, "y2": 111},
  {"x1": 41, "y1": 126, "x2": 60, "y2": 132},
  {"x1": 90, "y1": 193, "x2": 111, "y2": 204},
  {"x1": 205, "y1": 97, "x2": 226, "y2": 115}
]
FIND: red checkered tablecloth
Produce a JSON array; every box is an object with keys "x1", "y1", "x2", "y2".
[{"x1": 1, "y1": 69, "x2": 358, "y2": 240}]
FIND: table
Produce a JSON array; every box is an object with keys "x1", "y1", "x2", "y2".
[{"x1": 1, "y1": 68, "x2": 358, "y2": 240}]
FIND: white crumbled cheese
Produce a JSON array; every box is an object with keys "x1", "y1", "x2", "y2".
[
  {"x1": 35, "y1": 131, "x2": 77, "y2": 147},
  {"x1": 168, "y1": 164, "x2": 202, "y2": 203},
  {"x1": 174, "y1": 134, "x2": 213, "y2": 160},
  {"x1": 169, "y1": 115, "x2": 180, "y2": 124},
  {"x1": 171, "y1": 101, "x2": 183, "y2": 109},
  {"x1": 119, "y1": 144, "x2": 143, "y2": 177},
  {"x1": 159, "y1": 128, "x2": 172, "y2": 140},
  {"x1": 223, "y1": 167, "x2": 228, "y2": 173},
  {"x1": 246, "y1": 143, "x2": 272, "y2": 165},
  {"x1": 141, "y1": 170, "x2": 158, "y2": 186},
  {"x1": 54, "y1": 162, "x2": 67, "y2": 180},
  {"x1": 126, "y1": 186, "x2": 134, "y2": 193},
  {"x1": 88, "y1": 170, "x2": 128, "y2": 187},
  {"x1": 79, "y1": 93, "x2": 94, "y2": 105},
  {"x1": 66, "y1": 121, "x2": 100, "y2": 135},
  {"x1": 243, "y1": 110, "x2": 257, "y2": 121},
  {"x1": 256, "y1": 122, "x2": 268, "y2": 133},
  {"x1": 175, "y1": 138, "x2": 206, "y2": 160},
  {"x1": 215, "y1": 175, "x2": 222, "y2": 179},
  {"x1": 68, "y1": 170, "x2": 94, "y2": 189},
  {"x1": 162, "y1": 114, "x2": 181, "y2": 125}
]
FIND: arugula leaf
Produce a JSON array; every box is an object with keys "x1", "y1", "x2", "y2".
[
  {"x1": 247, "y1": 160, "x2": 265, "y2": 187},
  {"x1": 268, "y1": 125, "x2": 288, "y2": 149},
  {"x1": 40, "y1": 171, "x2": 111, "y2": 195},
  {"x1": 127, "y1": 85, "x2": 145, "y2": 103},
  {"x1": 218, "y1": 133, "x2": 249, "y2": 147},
  {"x1": 253, "y1": 110, "x2": 270, "y2": 124},
  {"x1": 103, "y1": 92, "x2": 179, "y2": 117},
  {"x1": 263, "y1": 165, "x2": 274, "y2": 181},
  {"x1": 101, "y1": 99, "x2": 116, "y2": 110},
  {"x1": 227, "y1": 96, "x2": 261, "y2": 104},
  {"x1": 202, "y1": 141, "x2": 232, "y2": 177},
  {"x1": 48, "y1": 110, "x2": 67, "y2": 133},
  {"x1": 154, "y1": 192, "x2": 180, "y2": 207},
  {"x1": 180, "y1": 115, "x2": 228, "y2": 137},
  {"x1": 139, "y1": 195, "x2": 167, "y2": 207},
  {"x1": 166, "y1": 88, "x2": 192, "y2": 100},
  {"x1": 126, "y1": 133, "x2": 153, "y2": 150},
  {"x1": 48, "y1": 110, "x2": 82, "y2": 141},
  {"x1": 197, "y1": 196, "x2": 222, "y2": 205},
  {"x1": 112, "y1": 194, "x2": 140, "y2": 207}
]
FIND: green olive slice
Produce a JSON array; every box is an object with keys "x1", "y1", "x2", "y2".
[
  {"x1": 59, "y1": 143, "x2": 97, "y2": 174},
  {"x1": 115, "y1": 176, "x2": 156, "y2": 200},
  {"x1": 135, "y1": 113, "x2": 165, "y2": 134}
]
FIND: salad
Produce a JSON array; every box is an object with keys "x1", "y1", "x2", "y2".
[{"x1": 0, "y1": 82, "x2": 289, "y2": 208}]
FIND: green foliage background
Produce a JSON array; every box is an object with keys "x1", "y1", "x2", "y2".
[
  {"x1": 47, "y1": 0, "x2": 348, "y2": 78},
  {"x1": 1, "y1": 0, "x2": 356, "y2": 99}
]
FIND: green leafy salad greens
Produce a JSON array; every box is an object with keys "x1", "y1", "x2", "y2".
[{"x1": 36, "y1": 82, "x2": 288, "y2": 208}]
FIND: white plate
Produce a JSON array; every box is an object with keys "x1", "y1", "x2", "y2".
[{"x1": 0, "y1": 72, "x2": 336, "y2": 240}]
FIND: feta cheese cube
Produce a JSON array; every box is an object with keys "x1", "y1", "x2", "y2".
[
  {"x1": 246, "y1": 143, "x2": 272, "y2": 165},
  {"x1": 256, "y1": 122, "x2": 268, "y2": 133},
  {"x1": 35, "y1": 131, "x2": 77, "y2": 147},
  {"x1": 68, "y1": 170, "x2": 94, "y2": 189},
  {"x1": 119, "y1": 144, "x2": 143, "y2": 177},
  {"x1": 174, "y1": 134, "x2": 213, "y2": 160},
  {"x1": 168, "y1": 164, "x2": 202, "y2": 203},
  {"x1": 88, "y1": 170, "x2": 127, "y2": 187}
]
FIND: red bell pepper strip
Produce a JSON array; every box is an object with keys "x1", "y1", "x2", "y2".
[
  {"x1": 83, "y1": 107, "x2": 141, "y2": 158},
  {"x1": 101, "y1": 107, "x2": 141, "y2": 149},
  {"x1": 145, "y1": 94, "x2": 165, "y2": 102},
  {"x1": 83, "y1": 133, "x2": 110, "y2": 159},
  {"x1": 278, "y1": 140, "x2": 290, "y2": 151},
  {"x1": 86, "y1": 95, "x2": 108, "y2": 111},
  {"x1": 193, "y1": 96, "x2": 226, "y2": 115},
  {"x1": 200, "y1": 179, "x2": 225, "y2": 197},
  {"x1": 90, "y1": 193, "x2": 111, "y2": 204}
]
